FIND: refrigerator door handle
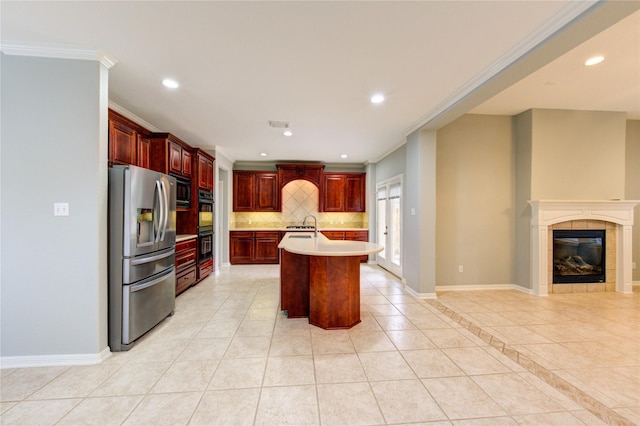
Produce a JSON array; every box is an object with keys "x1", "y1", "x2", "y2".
[
  {"x1": 129, "y1": 267, "x2": 174, "y2": 293},
  {"x1": 130, "y1": 249, "x2": 175, "y2": 266},
  {"x1": 159, "y1": 180, "x2": 169, "y2": 242},
  {"x1": 154, "y1": 180, "x2": 164, "y2": 243}
]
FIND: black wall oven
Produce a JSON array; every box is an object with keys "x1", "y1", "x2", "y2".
[
  {"x1": 173, "y1": 175, "x2": 192, "y2": 209},
  {"x1": 198, "y1": 190, "x2": 214, "y2": 235},
  {"x1": 198, "y1": 190, "x2": 214, "y2": 263},
  {"x1": 198, "y1": 233, "x2": 213, "y2": 263}
]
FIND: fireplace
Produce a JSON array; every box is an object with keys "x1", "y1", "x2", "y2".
[
  {"x1": 552, "y1": 229, "x2": 605, "y2": 284},
  {"x1": 528, "y1": 200, "x2": 639, "y2": 296}
]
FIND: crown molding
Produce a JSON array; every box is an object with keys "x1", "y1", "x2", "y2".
[
  {"x1": 404, "y1": 0, "x2": 600, "y2": 135},
  {"x1": 107, "y1": 101, "x2": 161, "y2": 132},
  {"x1": 0, "y1": 41, "x2": 118, "y2": 69}
]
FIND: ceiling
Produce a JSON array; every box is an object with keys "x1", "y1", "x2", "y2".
[{"x1": 1, "y1": 1, "x2": 638, "y2": 165}]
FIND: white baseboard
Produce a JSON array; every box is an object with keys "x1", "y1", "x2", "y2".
[
  {"x1": 0, "y1": 347, "x2": 111, "y2": 369},
  {"x1": 435, "y1": 283, "x2": 534, "y2": 295},
  {"x1": 436, "y1": 283, "x2": 512, "y2": 292},
  {"x1": 403, "y1": 284, "x2": 437, "y2": 299}
]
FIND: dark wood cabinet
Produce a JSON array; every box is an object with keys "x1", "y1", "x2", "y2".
[
  {"x1": 197, "y1": 151, "x2": 214, "y2": 191},
  {"x1": 230, "y1": 231, "x2": 280, "y2": 264},
  {"x1": 232, "y1": 171, "x2": 279, "y2": 212},
  {"x1": 175, "y1": 237, "x2": 197, "y2": 295},
  {"x1": 345, "y1": 175, "x2": 366, "y2": 212},
  {"x1": 149, "y1": 133, "x2": 193, "y2": 178},
  {"x1": 322, "y1": 175, "x2": 346, "y2": 212},
  {"x1": 233, "y1": 173, "x2": 254, "y2": 211},
  {"x1": 321, "y1": 173, "x2": 366, "y2": 212},
  {"x1": 256, "y1": 174, "x2": 278, "y2": 211},
  {"x1": 137, "y1": 135, "x2": 150, "y2": 169},
  {"x1": 169, "y1": 142, "x2": 182, "y2": 175},
  {"x1": 109, "y1": 118, "x2": 137, "y2": 167},
  {"x1": 108, "y1": 109, "x2": 154, "y2": 169},
  {"x1": 277, "y1": 164, "x2": 324, "y2": 188},
  {"x1": 320, "y1": 231, "x2": 345, "y2": 240},
  {"x1": 230, "y1": 231, "x2": 254, "y2": 263},
  {"x1": 198, "y1": 258, "x2": 213, "y2": 280},
  {"x1": 321, "y1": 230, "x2": 369, "y2": 262},
  {"x1": 182, "y1": 149, "x2": 192, "y2": 177},
  {"x1": 254, "y1": 231, "x2": 280, "y2": 263}
]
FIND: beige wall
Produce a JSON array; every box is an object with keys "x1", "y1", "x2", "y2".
[
  {"x1": 436, "y1": 114, "x2": 515, "y2": 286},
  {"x1": 626, "y1": 120, "x2": 640, "y2": 282},
  {"x1": 530, "y1": 109, "x2": 627, "y2": 200},
  {"x1": 515, "y1": 109, "x2": 629, "y2": 290},
  {"x1": 515, "y1": 111, "x2": 533, "y2": 288},
  {"x1": 437, "y1": 110, "x2": 633, "y2": 291}
]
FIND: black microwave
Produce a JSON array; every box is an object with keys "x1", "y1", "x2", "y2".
[{"x1": 172, "y1": 175, "x2": 191, "y2": 208}]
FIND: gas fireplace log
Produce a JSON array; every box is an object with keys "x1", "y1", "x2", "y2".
[{"x1": 554, "y1": 255, "x2": 595, "y2": 275}]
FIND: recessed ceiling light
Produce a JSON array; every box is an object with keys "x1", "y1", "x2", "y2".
[
  {"x1": 584, "y1": 56, "x2": 604, "y2": 66},
  {"x1": 162, "y1": 78, "x2": 179, "y2": 89},
  {"x1": 260, "y1": 152, "x2": 267, "y2": 157},
  {"x1": 341, "y1": 154, "x2": 348, "y2": 159},
  {"x1": 283, "y1": 130, "x2": 293, "y2": 137},
  {"x1": 370, "y1": 93, "x2": 385, "y2": 104}
]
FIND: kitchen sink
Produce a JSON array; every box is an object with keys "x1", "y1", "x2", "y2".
[{"x1": 289, "y1": 235, "x2": 312, "y2": 239}]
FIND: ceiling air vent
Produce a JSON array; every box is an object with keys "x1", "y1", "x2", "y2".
[{"x1": 268, "y1": 120, "x2": 290, "y2": 129}]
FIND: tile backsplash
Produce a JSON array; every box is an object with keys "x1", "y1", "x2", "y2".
[{"x1": 232, "y1": 180, "x2": 367, "y2": 228}]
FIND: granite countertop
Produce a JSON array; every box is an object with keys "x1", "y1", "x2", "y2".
[
  {"x1": 278, "y1": 232, "x2": 382, "y2": 257},
  {"x1": 176, "y1": 234, "x2": 198, "y2": 242}
]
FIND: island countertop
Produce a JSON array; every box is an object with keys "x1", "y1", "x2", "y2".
[{"x1": 278, "y1": 232, "x2": 383, "y2": 257}]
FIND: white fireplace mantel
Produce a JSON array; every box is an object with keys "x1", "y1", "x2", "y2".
[{"x1": 528, "y1": 200, "x2": 639, "y2": 296}]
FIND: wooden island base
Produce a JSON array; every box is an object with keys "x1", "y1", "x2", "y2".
[{"x1": 280, "y1": 249, "x2": 361, "y2": 329}]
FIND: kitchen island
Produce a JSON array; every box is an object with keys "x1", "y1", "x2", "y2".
[{"x1": 278, "y1": 232, "x2": 383, "y2": 329}]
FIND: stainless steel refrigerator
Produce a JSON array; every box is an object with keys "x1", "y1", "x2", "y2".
[{"x1": 108, "y1": 165, "x2": 177, "y2": 351}]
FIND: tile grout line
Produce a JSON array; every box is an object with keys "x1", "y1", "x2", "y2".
[{"x1": 423, "y1": 299, "x2": 636, "y2": 426}]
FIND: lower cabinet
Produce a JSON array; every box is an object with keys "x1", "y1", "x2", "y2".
[
  {"x1": 321, "y1": 230, "x2": 370, "y2": 263},
  {"x1": 230, "y1": 231, "x2": 280, "y2": 264},
  {"x1": 198, "y1": 258, "x2": 214, "y2": 279},
  {"x1": 175, "y1": 237, "x2": 197, "y2": 295}
]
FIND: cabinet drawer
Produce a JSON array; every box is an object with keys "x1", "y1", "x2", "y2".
[
  {"x1": 345, "y1": 231, "x2": 368, "y2": 241},
  {"x1": 176, "y1": 239, "x2": 197, "y2": 270},
  {"x1": 230, "y1": 231, "x2": 254, "y2": 238},
  {"x1": 199, "y1": 258, "x2": 214, "y2": 279},
  {"x1": 176, "y1": 249, "x2": 196, "y2": 268},
  {"x1": 321, "y1": 231, "x2": 346, "y2": 240},
  {"x1": 176, "y1": 239, "x2": 197, "y2": 251},
  {"x1": 254, "y1": 231, "x2": 280, "y2": 239},
  {"x1": 176, "y1": 267, "x2": 197, "y2": 295}
]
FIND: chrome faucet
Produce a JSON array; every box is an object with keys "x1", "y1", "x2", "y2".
[{"x1": 302, "y1": 215, "x2": 318, "y2": 237}]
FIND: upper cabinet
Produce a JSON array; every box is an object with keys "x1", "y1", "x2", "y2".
[
  {"x1": 108, "y1": 110, "x2": 149, "y2": 168},
  {"x1": 136, "y1": 135, "x2": 151, "y2": 169},
  {"x1": 321, "y1": 172, "x2": 366, "y2": 212},
  {"x1": 232, "y1": 166, "x2": 366, "y2": 213},
  {"x1": 233, "y1": 170, "x2": 279, "y2": 212},
  {"x1": 149, "y1": 133, "x2": 193, "y2": 178},
  {"x1": 197, "y1": 150, "x2": 215, "y2": 192}
]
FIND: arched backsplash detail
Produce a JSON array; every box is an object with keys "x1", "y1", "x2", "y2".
[{"x1": 282, "y1": 180, "x2": 319, "y2": 223}]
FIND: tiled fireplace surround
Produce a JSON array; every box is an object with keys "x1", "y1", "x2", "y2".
[
  {"x1": 548, "y1": 219, "x2": 615, "y2": 294},
  {"x1": 529, "y1": 200, "x2": 638, "y2": 296}
]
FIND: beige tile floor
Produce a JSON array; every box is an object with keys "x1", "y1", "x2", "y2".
[{"x1": 1, "y1": 264, "x2": 638, "y2": 425}]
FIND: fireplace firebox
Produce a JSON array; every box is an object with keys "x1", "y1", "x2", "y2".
[{"x1": 552, "y1": 230, "x2": 605, "y2": 284}]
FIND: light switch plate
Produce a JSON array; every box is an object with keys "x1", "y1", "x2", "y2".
[{"x1": 54, "y1": 202, "x2": 69, "y2": 216}]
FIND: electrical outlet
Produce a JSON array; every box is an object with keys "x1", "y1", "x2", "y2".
[
  {"x1": 633, "y1": 262, "x2": 637, "y2": 270},
  {"x1": 458, "y1": 265, "x2": 463, "y2": 273},
  {"x1": 54, "y1": 202, "x2": 69, "y2": 216}
]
